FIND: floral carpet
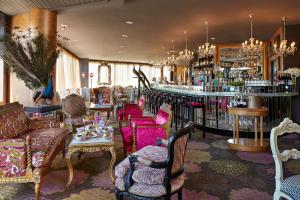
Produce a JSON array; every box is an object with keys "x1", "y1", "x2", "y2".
[{"x1": 1, "y1": 127, "x2": 300, "y2": 200}]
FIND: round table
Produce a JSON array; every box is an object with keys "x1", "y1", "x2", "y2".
[{"x1": 227, "y1": 107, "x2": 269, "y2": 152}]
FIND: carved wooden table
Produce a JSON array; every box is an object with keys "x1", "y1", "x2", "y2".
[
  {"x1": 65, "y1": 135, "x2": 116, "y2": 189},
  {"x1": 227, "y1": 107, "x2": 269, "y2": 152}
]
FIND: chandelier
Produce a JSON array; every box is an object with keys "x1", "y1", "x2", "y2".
[
  {"x1": 167, "y1": 40, "x2": 177, "y2": 65},
  {"x1": 178, "y1": 31, "x2": 194, "y2": 61},
  {"x1": 273, "y1": 17, "x2": 297, "y2": 56},
  {"x1": 240, "y1": 14, "x2": 263, "y2": 57},
  {"x1": 198, "y1": 21, "x2": 216, "y2": 57}
]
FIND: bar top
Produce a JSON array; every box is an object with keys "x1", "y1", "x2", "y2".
[{"x1": 151, "y1": 84, "x2": 299, "y2": 97}]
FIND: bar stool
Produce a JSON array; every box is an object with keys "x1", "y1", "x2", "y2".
[{"x1": 227, "y1": 107, "x2": 269, "y2": 152}]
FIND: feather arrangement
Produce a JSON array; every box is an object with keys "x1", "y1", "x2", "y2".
[{"x1": 0, "y1": 26, "x2": 59, "y2": 89}]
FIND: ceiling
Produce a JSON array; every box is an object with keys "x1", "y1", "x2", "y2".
[{"x1": 1, "y1": 0, "x2": 300, "y2": 63}]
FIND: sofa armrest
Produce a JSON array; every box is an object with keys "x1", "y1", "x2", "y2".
[
  {"x1": 28, "y1": 118, "x2": 59, "y2": 130},
  {"x1": 0, "y1": 136, "x2": 32, "y2": 178}
]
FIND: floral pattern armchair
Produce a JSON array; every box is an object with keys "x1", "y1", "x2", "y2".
[
  {"x1": 271, "y1": 118, "x2": 300, "y2": 200},
  {"x1": 115, "y1": 122, "x2": 193, "y2": 200},
  {"x1": 92, "y1": 86, "x2": 112, "y2": 104},
  {"x1": 117, "y1": 96, "x2": 145, "y2": 121},
  {"x1": 120, "y1": 103, "x2": 172, "y2": 155},
  {"x1": 0, "y1": 102, "x2": 69, "y2": 200}
]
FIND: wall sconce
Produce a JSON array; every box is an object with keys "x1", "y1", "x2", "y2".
[{"x1": 89, "y1": 73, "x2": 94, "y2": 88}]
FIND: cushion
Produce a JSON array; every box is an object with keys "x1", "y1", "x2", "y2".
[
  {"x1": 0, "y1": 103, "x2": 28, "y2": 139},
  {"x1": 281, "y1": 175, "x2": 300, "y2": 200},
  {"x1": 115, "y1": 145, "x2": 168, "y2": 185},
  {"x1": 23, "y1": 128, "x2": 69, "y2": 169},
  {"x1": 155, "y1": 110, "x2": 169, "y2": 125},
  {"x1": 0, "y1": 140, "x2": 27, "y2": 178},
  {"x1": 136, "y1": 127, "x2": 166, "y2": 151},
  {"x1": 116, "y1": 175, "x2": 184, "y2": 197},
  {"x1": 187, "y1": 102, "x2": 203, "y2": 107}
]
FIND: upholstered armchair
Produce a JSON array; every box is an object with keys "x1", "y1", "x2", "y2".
[
  {"x1": 120, "y1": 103, "x2": 172, "y2": 155},
  {"x1": 271, "y1": 118, "x2": 300, "y2": 200},
  {"x1": 0, "y1": 102, "x2": 69, "y2": 200},
  {"x1": 117, "y1": 96, "x2": 145, "y2": 121},
  {"x1": 62, "y1": 94, "x2": 88, "y2": 131},
  {"x1": 115, "y1": 122, "x2": 193, "y2": 200},
  {"x1": 92, "y1": 86, "x2": 112, "y2": 104}
]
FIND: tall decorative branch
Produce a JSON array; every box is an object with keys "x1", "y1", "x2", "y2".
[{"x1": 0, "y1": 27, "x2": 59, "y2": 90}]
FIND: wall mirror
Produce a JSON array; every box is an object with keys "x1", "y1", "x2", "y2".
[
  {"x1": 98, "y1": 63, "x2": 111, "y2": 85},
  {"x1": 216, "y1": 44, "x2": 267, "y2": 79}
]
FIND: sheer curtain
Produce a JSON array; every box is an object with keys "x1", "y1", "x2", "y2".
[
  {"x1": 56, "y1": 49, "x2": 80, "y2": 93},
  {"x1": 88, "y1": 62, "x2": 161, "y2": 87}
]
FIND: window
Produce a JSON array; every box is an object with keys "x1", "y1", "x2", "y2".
[
  {"x1": 89, "y1": 62, "x2": 161, "y2": 88},
  {"x1": 56, "y1": 49, "x2": 80, "y2": 93}
]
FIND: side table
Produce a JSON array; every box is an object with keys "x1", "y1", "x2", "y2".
[
  {"x1": 227, "y1": 107, "x2": 269, "y2": 152},
  {"x1": 65, "y1": 136, "x2": 116, "y2": 189}
]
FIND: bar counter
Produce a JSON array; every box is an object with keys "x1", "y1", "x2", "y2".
[{"x1": 149, "y1": 84, "x2": 299, "y2": 135}]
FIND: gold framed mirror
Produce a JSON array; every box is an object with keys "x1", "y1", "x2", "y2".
[
  {"x1": 97, "y1": 63, "x2": 111, "y2": 85},
  {"x1": 216, "y1": 43, "x2": 267, "y2": 80}
]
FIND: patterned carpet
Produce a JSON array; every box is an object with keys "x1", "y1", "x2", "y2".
[{"x1": 1, "y1": 126, "x2": 300, "y2": 200}]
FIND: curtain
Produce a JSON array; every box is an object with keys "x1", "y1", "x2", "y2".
[
  {"x1": 89, "y1": 62, "x2": 161, "y2": 88},
  {"x1": 56, "y1": 49, "x2": 80, "y2": 93}
]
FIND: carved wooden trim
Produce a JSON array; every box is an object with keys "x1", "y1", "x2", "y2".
[{"x1": 270, "y1": 118, "x2": 300, "y2": 199}]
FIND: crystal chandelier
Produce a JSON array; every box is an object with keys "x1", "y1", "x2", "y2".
[
  {"x1": 241, "y1": 14, "x2": 263, "y2": 57},
  {"x1": 178, "y1": 31, "x2": 194, "y2": 61},
  {"x1": 167, "y1": 40, "x2": 177, "y2": 65},
  {"x1": 273, "y1": 17, "x2": 297, "y2": 56},
  {"x1": 198, "y1": 21, "x2": 216, "y2": 57}
]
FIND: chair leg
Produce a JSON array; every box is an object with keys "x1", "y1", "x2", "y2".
[
  {"x1": 35, "y1": 183, "x2": 41, "y2": 200},
  {"x1": 178, "y1": 188, "x2": 183, "y2": 200}
]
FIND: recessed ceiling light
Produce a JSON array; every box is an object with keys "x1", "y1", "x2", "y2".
[
  {"x1": 210, "y1": 37, "x2": 215, "y2": 40},
  {"x1": 125, "y1": 21, "x2": 134, "y2": 25},
  {"x1": 120, "y1": 45, "x2": 125, "y2": 48},
  {"x1": 61, "y1": 24, "x2": 68, "y2": 30},
  {"x1": 122, "y1": 34, "x2": 128, "y2": 38}
]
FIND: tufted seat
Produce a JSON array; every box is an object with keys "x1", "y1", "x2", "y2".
[{"x1": 281, "y1": 175, "x2": 300, "y2": 200}]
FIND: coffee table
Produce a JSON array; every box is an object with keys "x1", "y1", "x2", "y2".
[{"x1": 65, "y1": 132, "x2": 116, "y2": 188}]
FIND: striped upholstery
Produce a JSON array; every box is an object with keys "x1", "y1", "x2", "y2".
[
  {"x1": 62, "y1": 94, "x2": 86, "y2": 117},
  {"x1": 172, "y1": 134, "x2": 188, "y2": 173},
  {"x1": 116, "y1": 175, "x2": 184, "y2": 197},
  {"x1": 115, "y1": 145, "x2": 167, "y2": 181}
]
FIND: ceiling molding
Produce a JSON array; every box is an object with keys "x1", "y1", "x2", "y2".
[{"x1": 0, "y1": 0, "x2": 108, "y2": 15}]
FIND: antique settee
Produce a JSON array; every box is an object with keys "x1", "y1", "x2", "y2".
[{"x1": 0, "y1": 102, "x2": 69, "y2": 199}]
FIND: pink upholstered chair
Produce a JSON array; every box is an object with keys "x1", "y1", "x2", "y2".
[
  {"x1": 117, "y1": 96, "x2": 145, "y2": 121},
  {"x1": 120, "y1": 103, "x2": 172, "y2": 155}
]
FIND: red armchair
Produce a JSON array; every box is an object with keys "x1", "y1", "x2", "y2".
[
  {"x1": 117, "y1": 96, "x2": 145, "y2": 121},
  {"x1": 120, "y1": 103, "x2": 172, "y2": 155}
]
